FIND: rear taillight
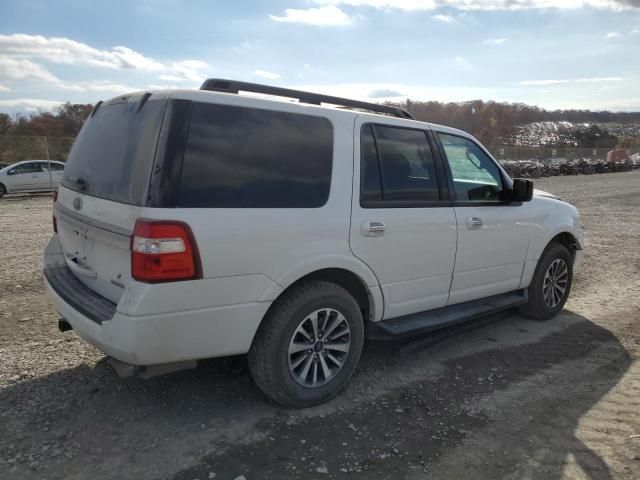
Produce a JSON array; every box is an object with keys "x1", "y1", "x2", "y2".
[
  {"x1": 131, "y1": 219, "x2": 201, "y2": 283},
  {"x1": 53, "y1": 190, "x2": 58, "y2": 233}
]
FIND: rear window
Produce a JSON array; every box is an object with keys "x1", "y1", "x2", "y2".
[
  {"x1": 178, "y1": 102, "x2": 333, "y2": 208},
  {"x1": 62, "y1": 97, "x2": 167, "y2": 205}
]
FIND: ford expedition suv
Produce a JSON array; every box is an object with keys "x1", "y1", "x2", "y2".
[{"x1": 44, "y1": 79, "x2": 583, "y2": 407}]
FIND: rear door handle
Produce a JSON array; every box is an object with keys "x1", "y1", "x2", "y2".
[
  {"x1": 362, "y1": 221, "x2": 386, "y2": 237},
  {"x1": 466, "y1": 217, "x2": 483, "y2": 230}
]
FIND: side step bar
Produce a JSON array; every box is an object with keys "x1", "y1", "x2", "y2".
[{"x1": 367, "y1": 290, "x2": 527, "y2": 340}]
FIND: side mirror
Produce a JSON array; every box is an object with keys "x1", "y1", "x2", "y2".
[
  {"x1": 510, "y1": 178, "x2": 534, "y2": 202},
  {"x1": 7, "y1": 170, "x2": 15, "y2": 176}
]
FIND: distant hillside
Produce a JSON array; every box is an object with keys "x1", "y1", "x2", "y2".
[{"x1": 394, "y1": 99, "x2": 640, "y2": 148}]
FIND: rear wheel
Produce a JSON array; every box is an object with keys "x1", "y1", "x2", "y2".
[
  {"x1": 248, "y1": 280, "x2": 364, "y2": 408},
  {"x1": 520, "y1": 243, "x2": 573, "y2": 320},
  {"x1": 0, "y1": 184, "x2": 6, "y2": 198}
]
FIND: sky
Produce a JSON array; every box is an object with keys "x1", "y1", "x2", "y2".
[{"x1": 0, "y1": 0, "x2": 639, "y2": 114}]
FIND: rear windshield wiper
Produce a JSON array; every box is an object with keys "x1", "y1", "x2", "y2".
[{"x1": 66, "y1": 176, "x2": 88, "y2": 191}]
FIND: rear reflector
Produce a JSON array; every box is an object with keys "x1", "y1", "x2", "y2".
[{"x1": 131, "y1": 219, "x2": 201, "y2": 283}]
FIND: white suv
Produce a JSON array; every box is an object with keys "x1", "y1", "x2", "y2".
[{"x1": 44, "y1": 80, "x2": 583, "y2": 407}]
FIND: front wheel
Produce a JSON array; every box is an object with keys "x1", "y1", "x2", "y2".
[
  {"x1": 520, "y1": 243, "x2": 573, "y2": 320},
  {"x1": 0, "y1": 184, "x2": 6, "y2": 198},
  {"x1": 248, "y1": 280, "x2": 364, "y2": 408}
]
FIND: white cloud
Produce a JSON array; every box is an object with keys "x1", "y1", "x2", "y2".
[
  {"x1": 483, "y1": 37, "x2": 508, "y2": 45},
  {"x1": 519, "y1": 79, "x2": 572, "y2": 85},
  {"x1": 269, "y1": 5, "x2": 352, "y2": 26},
  {"x1": 631, "y1": 29, "x2": 640, "y2": 34},
  {"x1": 0, "y1": 34, "x2": 211, "y2": 85},
  {"x1": 0, "y1": 84, "x2": 10, "y2": 92},
  {"x1": 83, "y1": 82, "x2": 137, "y2": 94},
  {"x1": 519, "y1": 77, "x2": 623, "y2": 86},
  {"x1": 0, "y1": 57, "x2": 60, "y2": 82},
  {"x1": 575, "y1": 77, "x2": 623, "y2": 82},
  {"x1": 431, "y1": 14, "x2": 454, "y2": 22},
  {"x1": 254, "y1": 69, "x2": 282, "y2": 80},
  {"x1": 0, "y1": 98, "x2": 63, "y2": 113},
  {"x1": 146, "y1": 84, "x2": 183, "y2": 91},
  {"x1": 605, "y1": 32, "x2": 621, "y2": 38},
  {"x1": 313, "y1": 0, "x2": 638, "y2": 11},
  {"x1": 0, "y1": 34, "x2": 164, "y2": 70},
  {"x1": 159, "y1": 60, "x2": 210, "y2": 83}
]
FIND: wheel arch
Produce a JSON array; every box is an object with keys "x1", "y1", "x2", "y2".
[
  {"x1": 521, "y1": 228, "x2": 582, "y2": 290},
  {"x1": 259, "y1": 259, "x2": 384, "y2": 330},
  {"x1": 547, "y1": 231, "x2": 580, "y2": 261}
]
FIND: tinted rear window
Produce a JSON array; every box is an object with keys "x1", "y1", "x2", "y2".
[
  {"x1": 178, "y1": 103, "x2": 333, "y2": 208},
  {"x1": 62, "y1": 98, "x2": 167, "y2": 205}
]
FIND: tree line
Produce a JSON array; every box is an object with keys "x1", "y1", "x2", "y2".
[
  {"x1": 0, "y1": 103, "x2": 93, "y2": 138},
  {"x1": 1, "y1": 99, "x2": 639, "y2": 158}
]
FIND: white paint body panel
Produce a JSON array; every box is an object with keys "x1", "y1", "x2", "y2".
[
  {"x1": 43, "y1": 88, "x2": 584, "y2": 367},
  {"x1": 448, "y1": 204, "x2": 532, "y2": 304}
]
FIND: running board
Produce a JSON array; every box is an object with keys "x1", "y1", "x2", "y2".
[{"x1": 367, "y1": 290, "x2": 528, "y2": 340}]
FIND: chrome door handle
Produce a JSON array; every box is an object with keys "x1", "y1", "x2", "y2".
[
  {"x1": 362, "y1": 221, "x2": 386, "y2": 237},
  {"x1": 467, "y1": 217, "x2": 483, "y2": 230}
]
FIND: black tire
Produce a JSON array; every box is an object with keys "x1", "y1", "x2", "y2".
[
  {"x1": 0, "y1": 184, "x2": 6, "y2": 198},
  {"x1": 248, "y1": 280, "x2": 364, "y2": 408},
  {"x1": 519, "y1": 243, "x2": 573, "y2": 321}
]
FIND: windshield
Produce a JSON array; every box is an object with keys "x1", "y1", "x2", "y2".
[{"x1": 62, "y1": 97, "x2": 167, "y2": 205}]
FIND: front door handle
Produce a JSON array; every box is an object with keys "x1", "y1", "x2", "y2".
[
  {"x1": 362, "y1": 221, "x2": 386, "y2": 237},
  {"x1": 466, "y1": 217, "x2": 483, "y2": 230}
]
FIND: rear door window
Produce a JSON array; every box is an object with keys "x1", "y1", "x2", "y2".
[
  {"x1": 178, "y1": 102, "x2": 333, "y2": 208},
  {"x1": 62, "y1": 97, "x2": 167, "y2": 205},
  {"x1": 360, "y1": 124, "x2": 441, "y2": 207}
]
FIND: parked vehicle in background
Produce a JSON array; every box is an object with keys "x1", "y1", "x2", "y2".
[
  {"x1": 0, "y1": 160, "x2": 65, "y2": 197},
  {"x1": 44, "y1": 81, "x2": 584, "y2": 408},
  {"x1": 607, "y1": 148, "x2": 628, "y2": 163}
]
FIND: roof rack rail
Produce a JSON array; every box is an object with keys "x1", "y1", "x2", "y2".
[{"x1": 199, "y1": 78, "x2": 414, "y2": 120}]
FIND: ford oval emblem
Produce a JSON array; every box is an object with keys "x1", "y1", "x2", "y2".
[{"x1": 73, "y1": 198, "x2": 83, "y2": 210}]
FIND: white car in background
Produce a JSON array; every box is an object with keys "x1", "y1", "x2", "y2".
[{"x1": 0, "y1": 160, "x2": 65, "y2": 197}]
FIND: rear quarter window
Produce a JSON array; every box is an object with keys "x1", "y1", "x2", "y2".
[{"x1": 178, "y1": 103, "x2": 333, "y2": 208}]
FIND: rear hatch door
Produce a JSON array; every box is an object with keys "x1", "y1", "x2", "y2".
[{"x1": 54, "y1": 93, "x2": 168, "y2": 304}]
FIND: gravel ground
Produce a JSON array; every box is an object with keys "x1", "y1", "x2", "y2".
[{"x1": 1, "y1": 171, "x2": 639, "y2": 480}]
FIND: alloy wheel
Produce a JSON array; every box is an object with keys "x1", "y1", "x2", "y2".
[
  {"x1": 543, "y1": 258, "x2": 569, "y2": 308},
  {"x1": 288, "y1": 308, "x2": 351, "y2": 388}
]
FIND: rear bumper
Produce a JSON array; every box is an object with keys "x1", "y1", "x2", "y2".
[{"x1": 44, "y1": 267, "x2": 270, "y2": 366}]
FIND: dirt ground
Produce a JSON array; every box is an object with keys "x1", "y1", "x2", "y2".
[{"x1": 1, "y1": 171, "x2": 639, "y2": 480}]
